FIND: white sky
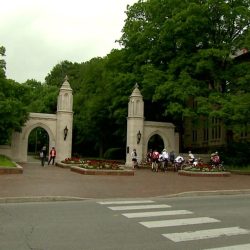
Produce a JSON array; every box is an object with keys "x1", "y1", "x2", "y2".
[{"x1": 0, "y1": 0, "x2": 138, "y2": 83}]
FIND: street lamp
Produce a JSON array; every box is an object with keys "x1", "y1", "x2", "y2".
[
  {"x1": 137, "y1": 130, "x2": 141, "y2": 144},
  {"x1": 64, "y1": 126, "x2": 68, "y2": 140}
]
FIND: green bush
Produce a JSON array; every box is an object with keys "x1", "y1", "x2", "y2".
[
  {"x1": 220, "y1": 142, "x2": 250, "y2": 167},
  {"x1": 103, "y1": 148, "x2": 125, "y2": 160}
]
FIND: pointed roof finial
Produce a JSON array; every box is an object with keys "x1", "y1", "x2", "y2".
[
  {"x1": 134, "y1": 82, "x2": 139, "y2": 89},
  {"x1": 60, "y1": 75, "x2": 72, "y2": 90}
]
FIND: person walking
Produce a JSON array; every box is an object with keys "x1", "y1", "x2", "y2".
[
  {"x1": 131, "y1": 149, "x2": 138, "y2": 169},
  {"x1": 40, "y1": 145, "x2": 47, "y2": 167},
  {"x1": 48, "y1": 147, "x2": 57, "y2": 165},
  {"x1": 151, "y1": 149, "x2": 160, "y2": 172}
]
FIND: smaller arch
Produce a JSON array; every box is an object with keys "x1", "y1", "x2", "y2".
[
  {"x1": 22, "y1": 122, "x2": 55, "y2": 143},
  {"x1": 146, "y1": 130, "x2": 171, "y2": 150}
]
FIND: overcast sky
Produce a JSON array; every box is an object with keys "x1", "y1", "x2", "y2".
[{"x1": 0, "y1": 0, "x2": 138, "y2": 83}]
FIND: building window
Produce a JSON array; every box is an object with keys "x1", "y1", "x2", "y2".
[
  {"x1": 203, "y1": 120, "x2": 209, "y2": 141},
  {"x1": 211, "y1": 117, "x2": 221, "y2": 139}
]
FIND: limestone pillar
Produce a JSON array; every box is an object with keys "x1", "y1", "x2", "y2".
[
  {"x1": 56, "y1": 76, "x2": 73, "y2": 162},
  {"x1": 125, "y1": 84, "x2": 144, "y2": 166}
]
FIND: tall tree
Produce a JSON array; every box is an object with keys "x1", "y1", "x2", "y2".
[
  {"x1": 119, "y1": 0, "x2": 250, "y2": 131},
  {"x1": 0, "y1": 46, "x2": 29, "y2": 144}
]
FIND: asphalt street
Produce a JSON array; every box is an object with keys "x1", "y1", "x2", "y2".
[{"x1": 0, "y1": 195, "x2": 250, "y2": 250}]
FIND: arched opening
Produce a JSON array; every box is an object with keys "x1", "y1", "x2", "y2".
[
  {"x1": 28, "y1": 127, "x2": 49, "y2": 159},
  {"x1": 148, "y1": 134, "x2": 164, "y2": 152}
]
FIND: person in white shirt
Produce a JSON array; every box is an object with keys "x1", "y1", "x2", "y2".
[
  {"x1": 175, "y1": 155, "x2": 184, "y2": 163},
  {"x1": 159, "y1": 149, "x2": 169, "y2": 171},
  {"x1": 131, "y1": 149, "x2": 138, "y2": 168},
  {"x1": 174, "y1": 155, "x2": 184, "y2": 171},
  {"x1": 188, "y1": 151, "x2": 195, "y2": 164}
]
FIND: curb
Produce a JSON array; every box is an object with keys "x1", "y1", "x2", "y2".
[
  {"x1": 71, "y1": 166, "x2": 134, "y2": 176},
  {"x1": 0, "y1": 196, "x2": 90, "y2": 204},
  {"x1": 178, "y1": 170, "x2": 231, "y2": 177},
  {"x1": 0, "y1": 162, "x2": 23, "y2": 175},
  {"x1": 1, "y1": 189, "x2": 250, "y2": 203},
  {"x1": 156, "y1": 189, "x2": 250, "y2": 198}
]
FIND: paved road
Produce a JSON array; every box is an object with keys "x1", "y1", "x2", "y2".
[
  {"x1": 0, "y1": 161, "x2": 250, "y2": 201},
  {"x1": 1, "y1": 195, "x2": 250, "y2": 250}
]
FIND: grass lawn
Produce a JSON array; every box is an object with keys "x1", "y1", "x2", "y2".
[
  {"x1": 0, "y1": 155, "x2": 16, "y2": 168},
  {"x1": 226, "y1": 165, "x2": 250, "y2": 173}
]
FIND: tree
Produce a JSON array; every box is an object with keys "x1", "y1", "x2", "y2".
[
  {"x1": 0, "y1": 46, "x2": 6, "y2": 78},
  {"x1": 119, "y1": 0, "x2": 250, "y2": 132},
  {"x1": 0, "y1": 46, "x2": 29, "y2": 144}
]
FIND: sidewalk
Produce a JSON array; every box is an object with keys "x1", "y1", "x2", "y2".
[{"x1": 0, "y1": 161, "x2": 250, "y2": 202}]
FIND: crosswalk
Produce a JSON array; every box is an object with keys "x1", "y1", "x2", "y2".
[{"x1": 97, "y1": 199, "x2": 250, "y2": 249}]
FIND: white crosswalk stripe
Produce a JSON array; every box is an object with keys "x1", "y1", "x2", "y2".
[
  {"x1": 122, "y1": 210, "x2": 193, "y2": 218},
  {"x1": 97, "y1": 200, "x2": 155, "y2": 205},
  {"x1": 108, "y1": 204, "x2": 171, "y2": 211},
  {"x1": 140, "y1": 217, "x2": 220, "y2": 228},
  {"x1": 203, "y1": 243, "x2": 250, "y2": 250},
  {"x1": 163, "y1": 226, "x2": 250, "y2": 242},
  {"x1": 97, "y1": 199, "x2": 250, "y2": 248}
]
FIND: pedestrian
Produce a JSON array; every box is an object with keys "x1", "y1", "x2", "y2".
[
  {"x1": 151, "y1": 149, "x2": 160, "y2": 172},
  {"x1": 169, "y1": 151, "x2": 175, "y2": 165},
  {"x1": 48, "y1": 147, "x2": 57, "y2": 165},
  {"x1": 174, "y1": 154, "x2": 185, "y2": 171},
  {"x1": 160, "y1": 149, "x2": 169, "y2": 171},
  {"x1": 188, "y1": 150, "x2": 195, "y2": 164},
  {"x1": 40, "y1": 145, "x2": 47, "y2": 167},
  {"x1": 131, "y1": 149, "x2": 138, "y2": 169},
  {"x1": 146, "y1": 149, "x2": 153, "y2": 163}
]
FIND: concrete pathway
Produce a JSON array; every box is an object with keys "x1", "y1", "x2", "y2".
[{"x1": 1, "y1": 159, "x2": 250, "y2": 202}]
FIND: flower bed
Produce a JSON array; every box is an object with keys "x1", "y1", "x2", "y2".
[
  {"x1": 61, "y1": 157, "x2": 82, "y2": 164},
  {"x1": 71, "y1": 165, "x2": 134, "y2": 176},
  {"x1": 59, "y1": 158, "x2": 134, "y2": 176}
]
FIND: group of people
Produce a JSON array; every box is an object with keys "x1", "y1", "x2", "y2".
[
  {"x1": 131, "y1": 148, "x2": 221, "y2": 171},
  {"x1": 147, "y1": 149, "x2": 175, "y2": 171},
  {"x1": 39, "y1": 146, "x2": 57, "y2": 166}
]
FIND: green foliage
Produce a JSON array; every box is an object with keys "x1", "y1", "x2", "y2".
[
  {"x1": 220, "y1": 141, "x2": 250, "y2": 166},
  {"x1": 120, "y1": 0, "x2": 250, "y2": 135},
  {"x1": 103, "y1": 148, "x2": 125, "y2": 160},
  {"x1": 1, "y1": 0, "x2": 250, "y2": 161},
  {"x1": 0, "y1": 78, "x2": 28, "y2": 144},
  {"x1": 0, "y1": 46, "x2": 6, "y2": 78}
]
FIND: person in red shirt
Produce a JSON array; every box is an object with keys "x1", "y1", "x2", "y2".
[
  {"x1": 48, "y1": 147, "x2": 56, "y2": 165},
  {"x1": 151, "y1": 149, "x2": 160, "y2": 172}
]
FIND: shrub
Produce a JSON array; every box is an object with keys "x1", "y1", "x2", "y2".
[{"x1": 103, "y1": 148, "x2": 125, "y2": 160}]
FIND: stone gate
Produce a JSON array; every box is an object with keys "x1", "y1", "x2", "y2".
[
  {"x1": 0, "y1": 76, "x2": 73, "y2": 163},
  {"x1": 125, "y1": 84, "x2": 179, "y2": 166}
]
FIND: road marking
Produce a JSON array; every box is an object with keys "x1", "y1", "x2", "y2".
[
  {"x1": 122, "y1": 210, "x2": 193, "y2": 218},
  {"x1": 163, "y1": 226, "x2": 250, "y2": 242},
  {"x1": 97, "y1": 200, "x2": 154, "y2": 205},
  {"x1": 203, "y1": 243, "x2": 250, "y2": 250},
  {"x1": 108, "y1": 204, "x2": 171, "y2": 211},
  {"x1": 140, "y1": 217, "x2": 219, "y2": 228}
]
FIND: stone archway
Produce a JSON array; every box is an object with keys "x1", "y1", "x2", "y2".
[
  {"x1": 125, "y1": 85, "x2": 179, "y2": 166},
  {"x1": 4, "y1": 77, "x2": 73, "y2": 163},
  {"x1": 147, "y1": 134, "x2": 164, "y2": 152}
]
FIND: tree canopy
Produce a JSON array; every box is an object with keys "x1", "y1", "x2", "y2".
[
  {"x1": 119, "y1": 0, "x2": 250, "y2": 129},
  {"x1": 1, "y1": 0, "x2": 249, "y2": 158}
]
